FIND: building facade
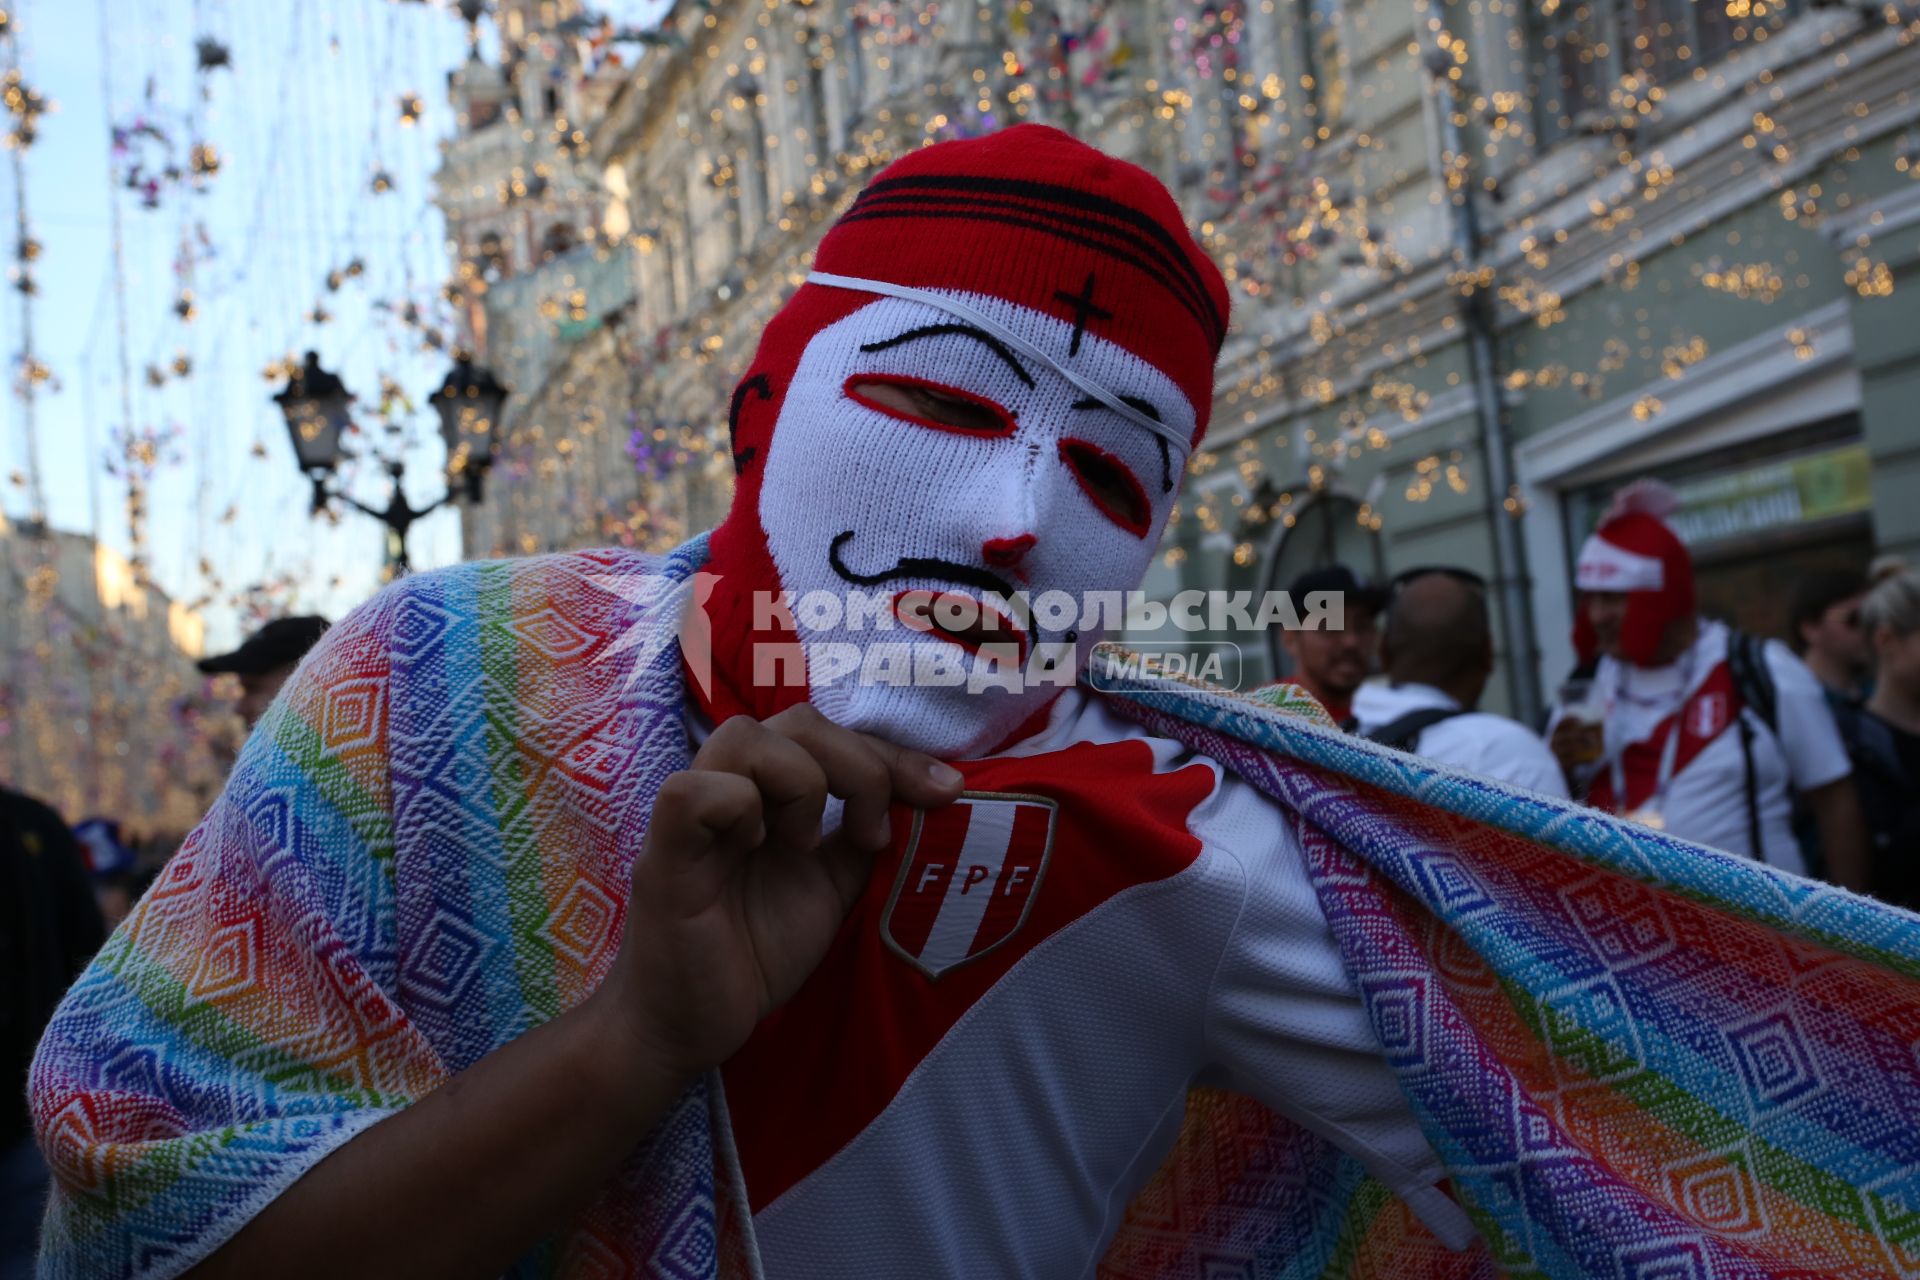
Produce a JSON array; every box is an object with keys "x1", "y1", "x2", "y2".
[
  {"x1": 0, "y1": 516, "x2": 228, "y2": 835},
  {"x1": 436, "y1": 0, "x2": 1920, "y2": 720}
]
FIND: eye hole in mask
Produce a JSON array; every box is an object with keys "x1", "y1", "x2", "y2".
[
  {"x1": 1058, "y1": 438, "x2": 1151, "y2": 538},
  {"x1": 844, "y1": 374, "x2": 1015, "y2": 438}
]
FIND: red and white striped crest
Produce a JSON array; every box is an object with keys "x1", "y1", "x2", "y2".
[
  {"x1": 1688, "y1": 690, "x2": 1730, "y2": 740},
  {"x1": 882, "y1": 792, "x2": 1057, "y2": 980}
]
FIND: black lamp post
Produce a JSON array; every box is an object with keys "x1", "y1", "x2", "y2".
[
  {"x1": 273, "y1": 350, "x2": 509, "y2": 575},
  {"x1": 274, "y1": 351, "x2": 353, "y2": 515},
  {"x1": 430, "y1": 354, "x2": 509, "y2": 504},
  {"x1": 457, "y1": 0, "x2": 488, "y2": 55}
]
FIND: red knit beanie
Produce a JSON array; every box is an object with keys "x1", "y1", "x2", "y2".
[
  {"x1": 1573, "y1": 481, "x2": 1695, "y2": 667},
  {"x1": 696, "y1": 125, "x2": 1230, "y2": 727}
]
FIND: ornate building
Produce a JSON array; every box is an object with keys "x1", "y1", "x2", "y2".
[
  {"x1": 435, "y1": 0, "x2": 1920, "y2": 717},
  {"x1": 0, "y1": 516, "x2": 229, "y2": 834}
]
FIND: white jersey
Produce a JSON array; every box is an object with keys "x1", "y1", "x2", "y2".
[
  {"x1": 1556, "y1": 620, "x2": 1850, "y2": 872},
  {"x1": 1352, "y1": 680, "x2": 1570, "y2": 799},
  {"x1": 706, "y1": 689, "x2": 1472, "y2": 1277}
]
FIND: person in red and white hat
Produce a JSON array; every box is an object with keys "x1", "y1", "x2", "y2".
[{"x1": 1548, "y1": 481, "x2": 1867, "y2": 887}]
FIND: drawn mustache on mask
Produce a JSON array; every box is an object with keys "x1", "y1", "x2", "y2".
[{"x1": 827, "y1": 530, "x2": 1020, "y2": 602}]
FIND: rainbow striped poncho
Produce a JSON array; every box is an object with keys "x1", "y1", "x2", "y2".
[{"x1": 29, "y1": 540, "x2": 1920, "y2": 1279}]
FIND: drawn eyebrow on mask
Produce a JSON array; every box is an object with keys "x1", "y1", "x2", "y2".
[
  {"x1": 1074, "y1": 395, "x2": 1175, "y2": 493},
  {"x1": 858, "y1": 323, "x2": 1035, "y2": 388}
]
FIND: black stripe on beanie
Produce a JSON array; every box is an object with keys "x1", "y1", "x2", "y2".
[
  {"x1": 834, "y1": 203, "x2": 1221, "y2": 342},
  {"x1": 846, "y1": 174, "x2": 1226, "y2": 344},
  {"x1": 848, "y1": 178, "x2": 1223, "y2": 343},
  {"x1": 846, "y1": 192, "x2": 1221, "y2": 346},
  {"x1": 855, "y1": 174, "x2": 1220, "y2": 322}
]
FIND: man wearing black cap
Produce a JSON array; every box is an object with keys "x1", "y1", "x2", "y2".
[
  {"x1": 195, "y1": 616, "x2": 331, "y2": 729},
  {"x1": 1277, "y1": 565, "x2": 1385, "y2": 730}
]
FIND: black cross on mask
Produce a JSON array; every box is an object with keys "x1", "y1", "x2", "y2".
[{"x1": 1053, "y1": 272, "x2": 1114, "y2": 358}]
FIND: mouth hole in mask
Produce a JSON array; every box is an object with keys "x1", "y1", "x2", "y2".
[
  {"x1": 893, "y1": 588, "x2": 1029, "y2": 663},
  {"x1": 844, "y1": 374, "x2": 1015, "y2": 438}
]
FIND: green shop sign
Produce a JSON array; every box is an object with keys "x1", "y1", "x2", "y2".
[{"x1": 1665, "y1": 443, "x2": 1871, "y2": 547}]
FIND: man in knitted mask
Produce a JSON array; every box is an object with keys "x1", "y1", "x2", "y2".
[
  {"x1": 687, "y1": 126, "x2": 1467, "y2": 1270},
  {"x1": 698, "y1": 125, "x2": 1219, "y2": 756},
  {"x1": 1550, "y1": 481, "x2": 1866, "y2": 885}
]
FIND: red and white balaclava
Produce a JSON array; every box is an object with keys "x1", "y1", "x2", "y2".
[
  {"x1": 1572, "y1": 480, "x2": 1695, "y2": 668},
  {"x1": 695, "y1": 125, "x2": 1231, "y2": 757}
]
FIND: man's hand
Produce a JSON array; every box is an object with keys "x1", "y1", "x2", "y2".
[
  {"x1": 1548, "y1": 716, "x2": 1604, "y2": 793},
  {"x1": 190, "y1": 706, "x2": 962, "y2": 1280},
  {"x1": 591, "y1": 704, "x2": 965, "y2": 1079}
]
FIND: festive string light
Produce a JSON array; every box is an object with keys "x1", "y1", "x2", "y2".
[
  {"x1": 1, "y1": 66, "x2": 47, "y2": 149},
  {"x1": 0, "y1": 8, "x2": 46, "y2": 532},
  {"x1": 189, "y1": 141, "x2": 221, "y2": 179},
  {"x1": 195, "y1": 36, "x2": 232, "y2": 73}
]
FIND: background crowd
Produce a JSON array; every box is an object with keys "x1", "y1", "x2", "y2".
[{"x1": 1274, "y1": 480, "x2": 1920, "y2": 910}]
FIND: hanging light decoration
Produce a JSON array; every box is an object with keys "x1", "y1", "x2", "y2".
[
  {"x1": 1, "y1": 66, "x2": 46, "y2": 149},
  {"x1": 195, "y1": 35, "x2": 230, "y2": 72}
]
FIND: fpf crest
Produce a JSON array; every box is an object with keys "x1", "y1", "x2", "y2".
[{"x1": 880, "y1": 791, "x2": 1057, "y2": 980}]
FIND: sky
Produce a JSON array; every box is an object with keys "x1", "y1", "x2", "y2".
[{"x1": 0, "y1": 0, "x2": 668, "y2": 652}]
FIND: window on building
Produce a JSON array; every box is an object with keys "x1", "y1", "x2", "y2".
[
  {"x1": 795, "y1": 18, "x2": 833, "y2": 167},
  {"x1": 1529, "y1": 0, "x2": 1808, "y2": 146},
  {"x1": 677, "y1": 170, "x2": 699, "y2": 303},
  {"x1": 741, "y1": 95, "x2": 771, "y2": 241},
  {"x1": 1532, "y1": 2, "x2": 1608, "y2": 138},
  {"x1": 839, "y1": 3, "x2": 868, "y2": 126},
  {"x1": 476, "y1": 231, "x2": 509, "y2": 282},
  {"x1": 704, "y1": 149, "x2": 744, "y2": 263},
  {"x1": 1299, "y1": 0, "x2": 1345, "y2": 139},
  {"x1": 659, "y1": 232, "x2": 682, "y2": 319},
  {"x1": 807, "y1": 55, "x2": 830, "y2": 162}
]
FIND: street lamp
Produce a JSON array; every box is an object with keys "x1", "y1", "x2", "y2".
[
  {"x1": 457, "y1": 0, "x2": 488, "y2": 55},
  {"x1": 273, "y1": 350, "x2": 353, "y2": 514},
  {"x1": 272, "y1": 350, "x2": 510, "y2": 575},
  {"x1": 430, "y1": 354, "x2": 509, "y2": 504}
]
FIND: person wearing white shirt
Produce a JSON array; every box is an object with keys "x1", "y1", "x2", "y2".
[
  {"x1": 1559, "y1": 612, "x2": 1858, "y2": 876},
  {"x1": 1352, "y1": 567, "x2": 1570, "y2": 798},
  {"x1": 1545, "y1": 480, "x2": 1867, "y2": 887}
]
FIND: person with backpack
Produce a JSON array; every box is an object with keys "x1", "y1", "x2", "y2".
[
  {"x1": 1546, "y1": 481, "x2": 1868, "y2": 887},
  {"x1": 1352, "y1": 566, "x2": 1567, "y2": 796},
  {"x1": 1832, "y1": 567, "x2": 1920, "y2": 909}
]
